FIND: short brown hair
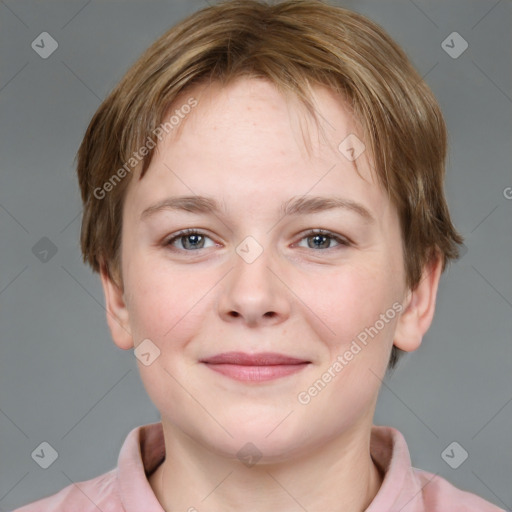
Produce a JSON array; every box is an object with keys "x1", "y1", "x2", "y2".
[{"x1": 76, "y1": 0, "x2": 463, "y2": 368}]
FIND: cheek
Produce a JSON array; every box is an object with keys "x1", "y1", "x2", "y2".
[
  {"x1": 122, "y1": 256, "x2": 211, "y2": 416},
  {"x1": 307, "y1": 261, "x2": 397, "y2": 342},
  {"x1": 123, "y1": 253, "x2": 209, "y2": 345},
  {"x1": 295, "y1": 264, "x2": 400, "y2": 427}
]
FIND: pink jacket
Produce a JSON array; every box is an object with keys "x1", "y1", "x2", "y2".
[{"x1": 13, "y1": 422, "x2": 504, "y2": 511}]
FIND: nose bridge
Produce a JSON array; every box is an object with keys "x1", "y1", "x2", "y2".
[
  {"x1": 232, "y1": 240, "x2": 272, "y2": 292},
  {"x1": 218, "y1": 235, "x2": 290, "y2": 325},
  {"x1": 231, "y1": 235, "x2": 275, "y2": 299}
]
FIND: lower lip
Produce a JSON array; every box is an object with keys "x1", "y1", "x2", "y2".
[{"x1": 203, "y1": 363, "x2": 309, "y2": 382}]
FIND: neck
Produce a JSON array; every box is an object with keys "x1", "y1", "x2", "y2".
[{"x1": 149, "y1": 420, "x2": 383, "y2": 512}]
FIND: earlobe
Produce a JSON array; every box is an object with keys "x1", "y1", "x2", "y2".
[
  {"x1": 393, "y1": 252, "x2": 443, "y2": 353},
  {"x1": 99, "y1": 265, "x2": 134, "y2": 350}
]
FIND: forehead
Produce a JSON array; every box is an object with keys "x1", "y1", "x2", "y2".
[
  {"x1": 125, "y1": 77, "x2": 389, "y2": 220},
  {"x1": 167, "y1": 77, "x2": 364, "y2": 166}
]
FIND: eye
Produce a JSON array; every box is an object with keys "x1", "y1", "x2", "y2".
[
  {"x1": 296, "y1": 229, "x2": 350, "y2": 250},
  {"x1": 165, "y1": 229, "x2": 216, "y2": 251}
]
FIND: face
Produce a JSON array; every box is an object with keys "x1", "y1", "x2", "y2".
[{"x1": 110, "y1": 78, "x2": 412, "y2": 460}]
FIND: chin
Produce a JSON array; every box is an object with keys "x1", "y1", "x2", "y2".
[{"x1": 207, "y1": 417, "x2": 311, "y2": 460}]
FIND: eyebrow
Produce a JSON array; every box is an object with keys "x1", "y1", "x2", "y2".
[{"x1": 140, "y1": 195, "x2": 374, "y2": 223}]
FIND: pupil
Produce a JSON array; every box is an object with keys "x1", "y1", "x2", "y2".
[
  {"x1": 311, "y1": 235, "x2": 328, "y2": 249},
  {"x1": 185, "y1": 234, "x2": 202, "y2": 249}
]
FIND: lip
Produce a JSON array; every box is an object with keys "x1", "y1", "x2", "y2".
[
  {"x1": 200, "y1": 351, "x2": 311, "y2": 382},
  {"x1": 201, "y1": 352, "x2": 309, "y2": 365}
]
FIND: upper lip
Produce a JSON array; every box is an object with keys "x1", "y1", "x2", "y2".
[{"x1": 200, "y1": 352, "x2": 310, "y2": 365}]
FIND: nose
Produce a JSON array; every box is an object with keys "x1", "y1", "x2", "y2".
[{"x1": 217, "y1": 242, "x2": 291, "y2": 327}]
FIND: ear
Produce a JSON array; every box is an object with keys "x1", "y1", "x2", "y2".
[
  {"x1": 99, "y1": 265, "x2": 134, "y2": 350},
  {"x1": 393, "y1": 252, "x2": 443, "y2": 352}
]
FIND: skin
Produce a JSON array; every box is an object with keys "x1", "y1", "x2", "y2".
[{"x1": 101, "y1": 78, "x2": 442, "y2": 512}]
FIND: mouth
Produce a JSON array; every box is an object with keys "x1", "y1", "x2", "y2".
[{"x1": 200, "y1": 352, "x2": 311, "y2": 382}]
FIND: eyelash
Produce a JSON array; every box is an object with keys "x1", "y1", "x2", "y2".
[{"x1": 164, "y1": 228, "x2": 351, "y2": 252}]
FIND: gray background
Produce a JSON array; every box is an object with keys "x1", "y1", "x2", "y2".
[{"x1": 0, "y1": 0, "x2": 511, "y2": 510}]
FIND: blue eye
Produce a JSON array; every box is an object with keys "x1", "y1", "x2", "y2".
[
  {"x1": 165, "y1": 229, "x2": 350, "y2": 253},
  {"x1": 297, "y1": 230, "x2": 349, "y2": 250},
  {"x1": 166, "y1": 229, "x2": 216, "y2": 251}
]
